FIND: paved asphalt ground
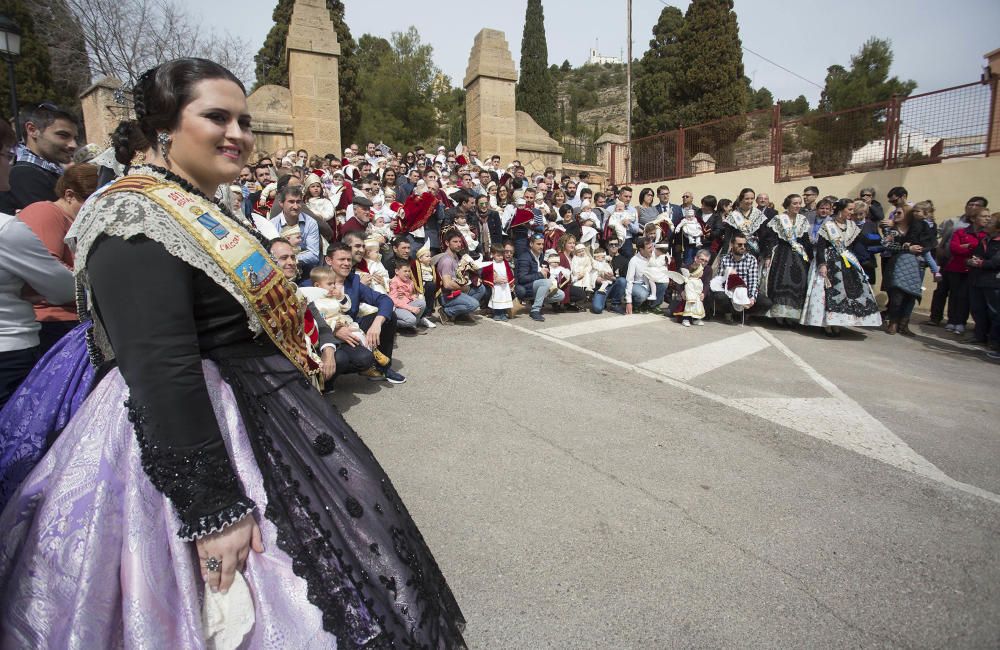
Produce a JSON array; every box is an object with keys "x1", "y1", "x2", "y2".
[{"x1": 328, "y1": 309, "x2": 999, "y2": 649}]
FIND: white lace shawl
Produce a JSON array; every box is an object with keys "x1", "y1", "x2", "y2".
[{"x1": 68, "y1": 177, "x2": 263, "y2": 364}]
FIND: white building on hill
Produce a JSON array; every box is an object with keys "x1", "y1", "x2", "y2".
[{"x1": 587, "y1": 48, "x2": 622, "y2": 66}]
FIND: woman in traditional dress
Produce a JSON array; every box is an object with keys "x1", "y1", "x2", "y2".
[
  {"x1": 0, "y1": 58, "x2": 466, "y2": 648},
  {"x1": 718, "y1": 188, "x2": 769, "y2": 259},
  {"x1": 799, "y1": 199, "x2": 882, "y2": 336},
  {"x1": 760, "y1": 193, "x2": 812, "y2": 325}
]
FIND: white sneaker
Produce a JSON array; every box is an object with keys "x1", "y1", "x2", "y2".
[
  {"x1": 693, "y1": 319, "x2": 705, "y2": 326},
  {"x1": 420, "y1": 317, "x2": 437, "y2": 329},
  {"x1": 682, "y1": 319, "x2": 691, "y2": 327},
  {"x1": 954, "y1": 324, "x2": 965, "y2": 334},
  {"x1": 944, "y1": 324, "x2": 956, "y2": 332}
]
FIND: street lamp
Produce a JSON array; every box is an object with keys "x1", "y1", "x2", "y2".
[{"x1": 0, "y1": 15, "x2": 21, "y2": 142}]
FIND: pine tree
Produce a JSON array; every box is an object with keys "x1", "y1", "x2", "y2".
[
  {"x1": 779, "y1": 95, "x2": 809, "y2": 117},
  {"x1": 632, "y1": 5, "x2": 684, "y2": 138},
  {"x1": 515, "y1": 0, "x2": 557, "y2": 134},
  {"x1": 253, "y1": 0, "x2": 361, "y2": 145},
  {"x1": 662, "y1": 0, "x2": 748, "y2": 167},
  {"x1": 0, "y1": 0, "x2": 67, "y2": 120},
  {"x1": 806, "y1": 38, "x2": 915, "y2": 175}
]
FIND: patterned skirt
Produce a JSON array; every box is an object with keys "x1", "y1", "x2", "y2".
[
  {"x1": 800, "y1": 254, "x2": 882, "y2": 328},
  {"x1": 0, "y1": 350, "x2": 466, "y2": 649},
  {"x1": 0, "y1": 322, "x2": 95, "y2": 512}
]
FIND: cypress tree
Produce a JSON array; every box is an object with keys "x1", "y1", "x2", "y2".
[
  {"x1": 253, "y1": 0, "x2": 362, "y2": 145},
  {"x1": 0, "y1": 0, "x2": 67, "y2": 119},
  {"x1": 515, "y1": 0, "x2": 557, "y2": 134},
  {"x1": 661, "y1": 0, "x2": 748, "y2": 167},
  {"x1": 253, "y1": 0, "x2": 294, "y2": 87},
  {"x1": 632, "y1": 5, "x2": 684, "y2": 138}
]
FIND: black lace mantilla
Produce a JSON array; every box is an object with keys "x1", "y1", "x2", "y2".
[{"x1": 125, "y1": 399, "x2": 256, "y2": 540}]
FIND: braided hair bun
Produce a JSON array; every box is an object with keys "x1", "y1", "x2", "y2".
[{"x1": 111, "y1": 58, "x2": 246, "y2": 166}]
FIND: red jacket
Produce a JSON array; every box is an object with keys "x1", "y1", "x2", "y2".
[
  {"x1": 479, "y1": 260, "x2": 514, "y2": 287},
  {"x1": 945, "y1": 227, "x2": 987, "y2": 274}
]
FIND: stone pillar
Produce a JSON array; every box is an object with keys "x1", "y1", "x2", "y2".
[
  {"x1": 986, "y1": 47, "x2": 1000, "y2": 156},
  {"x1": 464, "y1": 29, "x2": 518, "y2": 168},
  {"x1": 286, "y1": 0, "x2": 341, "y2": 157},
  {"x1": 79, "y1": 76, "x2": 131, "y2": 145}
]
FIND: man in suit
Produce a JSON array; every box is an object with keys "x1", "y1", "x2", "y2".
[
  {"x1": 515, "y1": 232, "x2": 565, "y2": 322},
  {"x1": 326, "y1": 241, "x2": 405, "y2": 384},
  {"x1": 655, "y1": 185, "x2": 684, "y2": 226}
]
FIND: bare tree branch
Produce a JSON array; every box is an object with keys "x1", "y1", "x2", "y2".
[{"x1": 65, "y1": 0, "x2": 253, "y2": 88}]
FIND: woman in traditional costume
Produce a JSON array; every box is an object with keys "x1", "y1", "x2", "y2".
[
  {"x1": 799, "y1": 199, "x2": 882, "y2": 336},
  {"x1": 718, "y1": 188, "x2": 769, "y2": 259},
  {"x1": 0, "y1": 58, "x2": 466, "y2": 649},
  {"x1": 760, "y1": 193, "x2": 813, "y2": 325}
]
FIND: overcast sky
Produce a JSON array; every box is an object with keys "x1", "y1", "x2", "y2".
[{"x1": 193, "y1": 0, "x2": 999, "y2": 105}]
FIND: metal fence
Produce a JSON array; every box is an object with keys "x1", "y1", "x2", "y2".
[
  {"x1": 561, "y1": 138, "x2": 599, "y2": 166},
  {"x1": 609, "y1": 79, "x2": 998, "y2": 186}
]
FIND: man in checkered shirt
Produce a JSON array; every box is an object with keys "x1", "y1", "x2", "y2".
[{"x1": 714, "y1": 233, "x2": 762, "y2": 319}]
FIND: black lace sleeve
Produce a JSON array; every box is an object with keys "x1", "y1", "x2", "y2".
[
  {"x1": 88, "y1": 235, "x2": 255, "y2": 539},
  {"x1": 815, "y1": 236, "x2": 830, "y2": 266}
]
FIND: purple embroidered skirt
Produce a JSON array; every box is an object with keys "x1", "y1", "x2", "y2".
[
  {"x1": 0, "y1": 321, "x2": 95, "y2": 511},
  {"x1": 0, "y1": 352, "x2": 466, "y2": 648}
]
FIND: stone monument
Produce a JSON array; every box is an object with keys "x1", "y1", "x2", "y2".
[
  {"x1": 464, "y1": 29, "x2": 564, "y2": 175},
  {"x1": 286, "y1": 0, "x2": 342, "y2": 156},
  {"x1": 464, "y1": 29, "x2": 518, "y2": 168}
]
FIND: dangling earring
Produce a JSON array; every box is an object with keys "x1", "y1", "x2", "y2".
[{"x1": 157, "y1": 131, "x2": 172, "y2": 160}]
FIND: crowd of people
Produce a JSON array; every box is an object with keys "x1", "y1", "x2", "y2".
[
  {"x1": 0, "y1": 55, "x2": 997, "y2": 647},
  {"x1": 3, "y1": 101, "x2": 999, "y2": 409},
  {"x1": 223, "y1": 140, "x2": 1000, "y2": 384}
]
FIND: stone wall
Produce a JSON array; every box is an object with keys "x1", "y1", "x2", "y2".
[
  {"x1": 79, "y1": 77, "x2": 132, "y2": 146},
  {"x1": 514, "y1": 111, "x2": 563, "y2": 176},
  {"x1": 246, "y1": 84, "x2": 295, "y2": 156}
]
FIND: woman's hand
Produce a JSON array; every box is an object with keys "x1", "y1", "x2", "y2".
[
  {"x1": 196, "y1": 515, "x2": 263, "y2": 594},
  {"x1": 818, "y1": 264, "x2": 828, "y2": 278},
  {"x1": 909, "y1": 244, "x2": 924, "y2": 255}
]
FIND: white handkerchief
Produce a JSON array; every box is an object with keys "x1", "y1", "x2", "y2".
[{"x1": 203, "y1": 572, "x2": 255, "y2": 650}]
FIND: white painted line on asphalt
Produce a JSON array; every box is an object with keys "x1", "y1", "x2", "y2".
[
  {"x1": 489, "y1": 319, "x2": 1000, "y2": 507},
  {"x1": 639, "y1": 330, "x2": 770, "y2": 381},
  {"x1": 755, "y1": 329, "x2": 844, "y2": 399},
  {"x1": 538, "y1": 313, "x2": 664, "y2": 339}
]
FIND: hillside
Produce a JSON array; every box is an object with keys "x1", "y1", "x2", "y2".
[{"x1": 551, "y1": 62, "x2": 628, "y2": 140}]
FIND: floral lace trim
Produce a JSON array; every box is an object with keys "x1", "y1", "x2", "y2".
[
  {"x1": 69, "y1": 171, "x2": 264, "y2": 367},
  {"x1": 125, "y1": 399, "x2": 257, "y2": 540},
  {"x1": 178, "y1": 501, "x2": 256, "y2": 541}
]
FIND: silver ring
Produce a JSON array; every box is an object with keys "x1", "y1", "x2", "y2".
[{"x1": 205, "y1": 556, "x2": 222, "y2": 572}]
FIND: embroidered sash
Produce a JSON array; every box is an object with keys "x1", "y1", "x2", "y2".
[
  {"x1": 103, "y1": 175, "x2": 320, "y2": 379},
  {"x1": 820, "y1": 220, "x2": 861, "y2": 270}
]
